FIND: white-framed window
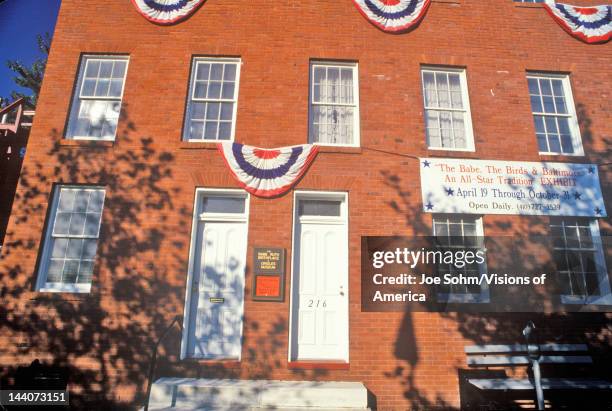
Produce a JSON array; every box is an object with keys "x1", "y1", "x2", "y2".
[
  {"x1": 183, "y1": 57, "x2": 241, "y2": 141},
  {"x1": 421, "y1": 67, "x2": 475, "y2": 151},
  {"x1": 36, "y1": 186, "x2": 106, "y2": 293},
  {"x1": 527, "y1": 73, "x2": 583, "y2": 155},
  {"x1": 309, "y1": 62, "x2": 360, "y2": 147},
  {"x1": 66, "y1": 55, "x2": 129, "y2": 140},
  {"x1": 550, "y1": 218, "x2": 611, "y2": 304},
  {"x1": 432, "y1": 215, "x2": 489, "y2": 303}
]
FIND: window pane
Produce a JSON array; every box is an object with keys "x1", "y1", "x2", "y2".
[
  {"x1": 99, "y1": 61, "x2": 113, "y2": 78},
  {"x1": 204, "y1": 122, "x2": 218, "y2": 139},
  {"x1": 112, "y1": 61, "x2": 127, "y2": 79},
  {"x1": 47, "y1": 260, "x2": 64, "y2": 283},
  {"x1": 299, "y1": 200, "x2": 341, "y2": 217},
  {"x1": 84, "y1": 213, "x2": 102, "y2": 236},
  {"x1": 68, "y1": 213, "x2": 86, "y2": 235},
  {"x1": 191, "y1": 102, "x2": 206, "y2": 120},
  {"x1": 88, "y1": 191, "x2": 105, "y2": 213},
  {"x1": 201, "y1": 196, "x2": 245, "y2": 214},
  {"x1": 81, "y1": 79, "x2": 96, "y2": 97},
  {"x1": 224, "y1": 64, "x2": 236, "y2": 81},
  {"x1": 530, "y1": 95, "x2": 543, "y2": 113},
  {"x1": 218, "y1": 122, "x2": 232, "y2": 140},
  {"x1": 221, "y1": 82, "x2": 235, "y2": 99},
  {"x1": 66, "y1": 238, "x2": 84, "y2": 259},
  {"x1": 82, "y1": 239, "x2": 99, "y2": 260},
  {"x1": 53, "y1": 213, "x2": 71, "y2": 235},
  {"x1": 196, "y1": 63, "x2": 210, "y2": 80},
  {"x1": 220, "y1": 103, "x2": 233, "y2": 120},
  {"x1": 94, "y1": 78, "x2": 110, "y2": 97},
  {"x1": 208, "y1": 81, "x2": 221, "y2": 99},
  {"x1": 206, "y1": 102, "x2": 220, "y2": 119},
  {"x1": 189, "y1": 121, "x2": 204, "y2": 140},
  {"x1": 210, "y1": 64, "x2": 223, "y2": 80},
  {"x1": 109, "y1": 79, "x2": 124, "y2": 97},
  {"x1": 85, "y1": 60, "x2": 100, "y2": 78},
  {"x1": 194, "y1": 82, "x2": 207, "y2": 99},
  {"x1": 540, "y1": 79, "x2": 552, "y2": 96},
  {"x1": 51, "y1": 238, "x2": 68, "y2": 258},
  {"x1": 58, "y1": 189, "x2": 76, "y2": 211},
  {"x1": 551, "y1": 79, "x2": 564, "y2": 96}
]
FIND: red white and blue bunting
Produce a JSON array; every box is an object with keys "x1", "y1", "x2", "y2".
[
  {"x1": 130, "y1": 0, "x2": 206, "y2": 25},
  {"x1": 544, "y1": 1, "x2": 611, "y2": 44},
  {"x1": 217, "y1": 143, "x2": 319, "y2": 198},
  {"x1": 352, "y1": 0, "x2": 432, "y2": 33}
]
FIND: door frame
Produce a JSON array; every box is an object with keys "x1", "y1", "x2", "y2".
[
  {"x1": 180, "y1": 187, "x2": 250, "y2": 360},
  {"x1": 288, "y1": 190, "x2": 350, "y2": 363}
]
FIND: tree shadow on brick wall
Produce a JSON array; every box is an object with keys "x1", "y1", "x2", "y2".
[
  {"x1": 0, "y1": 106, "x2": 195, "y2": 409},
  {"x1": 0, "y1": 105, "x2": 325, "y2": 410},
  {"x1": 379, "y1": 110, "x2": 611, "y2": 409}
]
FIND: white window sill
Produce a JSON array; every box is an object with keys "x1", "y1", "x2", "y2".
[
  {"x1": 67, "y1": 136, "x2": 116, "y2": 142},
  {"x1": 427, "y1": 146, "x2": 475, "y2": 153},
  {"x1": 437, "y1": 293, "x2": 490, "y2": 303},
  {"x1": 538, "y1": 151, "x2": 585, "y2": 157},
  {"x1": 561, "y1": 294, "x2": 612, "y2": 305},
  {"x1": 312, "y1": 142, "x2": 360, "y2": 148},
  {"x1": 38, "y1": 284, "x2": 92, "y2": 294}
]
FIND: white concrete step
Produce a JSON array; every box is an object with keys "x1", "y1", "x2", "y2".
[{"x1": 147, "y1": 378, "x2": 369, "y2": 410}]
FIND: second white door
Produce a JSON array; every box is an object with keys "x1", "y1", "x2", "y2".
[{"x1": 290, "y1": 194, "x2": 349, "y2": 362}]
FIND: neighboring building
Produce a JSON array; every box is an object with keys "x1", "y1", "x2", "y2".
[
  {"x1": 0, "y1": 98, "x2": 33, "y2": 247},
  {"x1": 0, "y1": 0, "x2": 610, "y2": 410}
]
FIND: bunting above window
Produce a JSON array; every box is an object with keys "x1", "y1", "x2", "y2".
[
  {"x1": 217, "y1": 143, "x2": 319, "y2": 198},
  {"x1": 352, "y1": 0, "x2": 432, "y2": 33},
  {"x1": 131, "y1": 0, "x2": 206, "y2": 25},
  {"x1": 543, "y1": 1, "x2": 611, "y2": 44}
]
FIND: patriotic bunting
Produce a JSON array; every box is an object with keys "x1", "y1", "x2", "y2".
[
  {"x1": 352, "y1": 0, "x2": 432, "y2": 33},
  {"x1": 130, "y1": 0, "x2": 206, "y2": 25},
  {"x1": 544, "y1": 1, "x2": 612, "y2": 44},
  {"x1": 217, "y1": 143, "x2": 319, "y2": 198}
]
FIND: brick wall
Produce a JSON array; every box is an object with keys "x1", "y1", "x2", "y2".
[{"x1": 0, "y1": 0, "x2": 610, "y2": 409}]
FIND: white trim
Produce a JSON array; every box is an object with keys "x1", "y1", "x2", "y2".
[
  {"x1": 36, "y1": 185, "x2": 106, "y2": 293},
  {"x1": 527, "y1": 72, "x2": 584, "y2": 156},
  {"x1": 558, "y1": 219, "x2": 611, "y2": 305},
  {"x1": 183, "y1": 57, "x2": 242, "y2": 142},
  {"x1": 421, "y1": 66, "x2": 475, "y2": 152},
  {"x1": 431, "y1": 214, "x2": 490, "y2": 304},
  {"x1": 67, "y1": 55, "x2": 130, "y2": 141},
  {"x1": 288, "y1": 190, "x2": 350, "y2": 363},
  {"x1": 308, "y1": 62, "x2": 360, "y2": 148},
  {"x1": 180, "y1": 187, "x2": 250, "y2": 360}
]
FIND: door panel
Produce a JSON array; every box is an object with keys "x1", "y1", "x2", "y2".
[
  {"x1": 188, "y1": 220, "x2": 247, "y2": 359},
  {"x1": 292, "y1": 214, "x2": 348, "y2": 361}
]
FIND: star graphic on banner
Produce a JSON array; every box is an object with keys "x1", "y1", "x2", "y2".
[
  {"x1": 445, "y1": 187, "x2": 454, "y2": 196},
  {"x1": 574, "y1": 192, "x2": 582, "y2": 200},
  {"x1": 422, "y1": 160, "x2": 431, "y2": 168},
  {"x1": 588, "y1": 166, "x2": 595, "y2": 174},
  {"x1": 425, "y1": 202, "x2": 434, "y2": 211},
  {"x1": 595, "y1": 207, "x2": 602, "y2": 215}
]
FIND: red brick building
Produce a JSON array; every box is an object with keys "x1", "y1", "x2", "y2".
[{"x1": 0, "y1": 0, "x2": 610, "y2": 409}]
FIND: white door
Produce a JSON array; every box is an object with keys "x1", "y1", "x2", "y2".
[
  {"x1": 291, "y1": 195, "x2": 349, "y2": 362},
  {"x1": 185, "y1": 191, "x2": 248, "y2": 359}
]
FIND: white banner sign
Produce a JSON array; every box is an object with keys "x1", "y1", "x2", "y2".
[{"x1": 420, "y1": 158, "x2": 607, "y2": 217}]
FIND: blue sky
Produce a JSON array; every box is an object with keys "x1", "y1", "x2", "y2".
[{"x1": 0, "y1": 0, "x2": 62, "y2": 100}]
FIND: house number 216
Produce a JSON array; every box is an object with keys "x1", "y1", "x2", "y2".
[{"x1": 307, "y1": 299, "x2": 327, "y2": 308}]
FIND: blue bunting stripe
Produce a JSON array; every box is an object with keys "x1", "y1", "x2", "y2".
[
  {"x1": 544, "y1": 1, "x2": 611, "y2": 44},
  {"x1": 131, "y1": 0, "x2": 206, "y2": 25},
  {"x1": 218, "y1": 143, "x2": 319, "y2": 198},
  {"x1": 352, "y1": 0, "x2": 432, "y2": 33}
]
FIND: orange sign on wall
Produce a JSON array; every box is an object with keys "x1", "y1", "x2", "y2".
[{"x1": 252, "y1": 247, "x2": 285, "y2": 301}]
